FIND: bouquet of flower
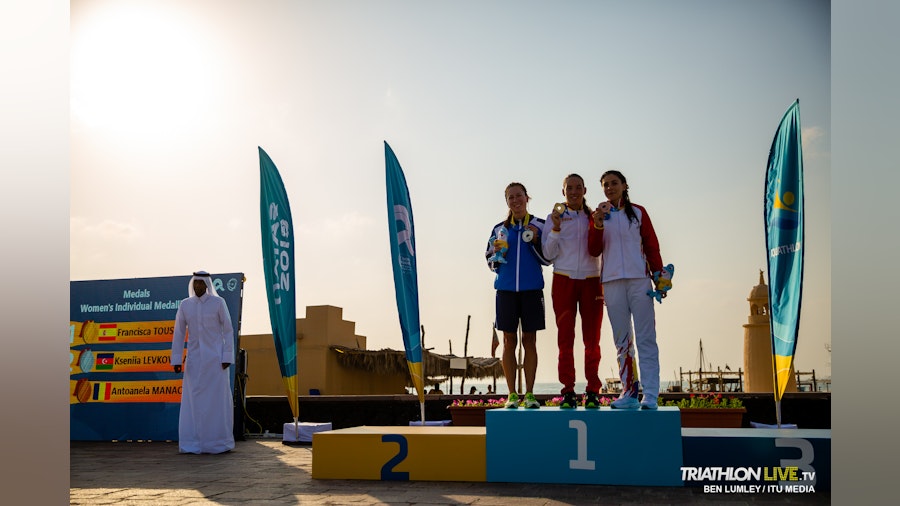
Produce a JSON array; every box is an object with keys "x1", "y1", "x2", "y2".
[
  {"x1": 543, "y1": 396, "x2": 564, "y2": 407},
  {"x1": 663, "y1": 393, "x2": 744, "y2": 409},
  {"x1": 449, "y1": 398, "x2": 507, "y2": 408}
]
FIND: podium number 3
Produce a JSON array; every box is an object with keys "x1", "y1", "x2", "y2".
[{"x1": 568, "y1": 420, "x2": 596, "y2": 470}]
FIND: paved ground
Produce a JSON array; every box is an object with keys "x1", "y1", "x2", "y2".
[{"x1": 71, "y1": 437, "x2": 830, "y2": 505}]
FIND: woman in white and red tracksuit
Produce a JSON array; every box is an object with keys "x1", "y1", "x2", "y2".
[
  {"x1": 588, "y1": 170, "x2": 664, "y2": 410},
  {"x1": 542, "y1": 174, "x2": 604, "y2": 409}
]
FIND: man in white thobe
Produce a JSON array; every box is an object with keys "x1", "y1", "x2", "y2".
[{"x1": 171, "y1": 271, "x2": 235, "y2": 454}]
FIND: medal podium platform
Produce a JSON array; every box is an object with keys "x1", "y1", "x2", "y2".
[
  {"x1": 311, "y1": 406, "x2": 830, "y2": 490},
  {"x1": 312, "y1": 407, "x2": 681, "y2": 485}
]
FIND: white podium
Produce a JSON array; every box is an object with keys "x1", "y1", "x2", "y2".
[{"x1": 283, "y1": 421, "x2": 333, "y2": 443}]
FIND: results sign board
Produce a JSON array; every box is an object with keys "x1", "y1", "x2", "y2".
[{"x1": 70, "y1": 273, "x2": 243, "y2": 441}]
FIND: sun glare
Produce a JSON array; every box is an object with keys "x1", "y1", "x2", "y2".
[{"x1": 71, "y1": 3, "x2": 221, "y2": 139}]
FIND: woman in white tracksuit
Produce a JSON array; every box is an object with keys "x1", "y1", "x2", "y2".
[
  {"x1": 542, "y1": 174, "x2": 604, "y2": 409},
  {"x1": 588, "y1": 170, "x2": 664, "y2": 410}
]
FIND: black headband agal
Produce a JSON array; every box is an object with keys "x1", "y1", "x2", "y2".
[{"x1": 192, "y1": 272, "x2": 211, "y2": 277}]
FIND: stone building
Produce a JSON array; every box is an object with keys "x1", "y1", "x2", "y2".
[
  {"x1": 240, "y1": 305, "x2": 503, "y2": 396},
  {"x1": 241, "y1": 305, "x2": 409, "y2": 396}
]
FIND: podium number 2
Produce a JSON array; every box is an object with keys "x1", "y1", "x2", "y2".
[
  {"x1": 568, "y1": 420, "x2": 596, "y2": 470},
  {"x1": 380, "y1": 434, "x2": 410, "y2": 480}
]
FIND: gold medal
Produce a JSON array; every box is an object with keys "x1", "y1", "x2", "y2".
[
  {"x1": 553, "y1": 203, "x2": 566, "y2": 215},
  {"x1": 80, "y1": 320, "x2": 99, "y2": 345}
]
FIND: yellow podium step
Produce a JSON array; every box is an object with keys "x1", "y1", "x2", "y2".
[{"x1": 312, "y1": 425, "x2": 486, "y2": 481}]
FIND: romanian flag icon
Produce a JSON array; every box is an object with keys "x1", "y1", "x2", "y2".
[
  {"x1": 92, "y1": 382, "x2": 112, "y2": 401},
  {"x1": 96, "y1": 353, "x2": 114, "y2": 370},
  {"x1": 98, "y1": 324, "x2": 118, "y2": 341}
]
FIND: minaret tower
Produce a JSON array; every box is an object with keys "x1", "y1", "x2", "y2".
[{"x1": 743, "y1": 270, "x2": 797, "y2": 392}]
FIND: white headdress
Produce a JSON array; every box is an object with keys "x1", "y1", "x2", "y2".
[{"x1": 189, "y1": 271, "x2": 219, "y2": 298}]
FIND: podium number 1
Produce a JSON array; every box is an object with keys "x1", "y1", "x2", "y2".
[{"x1": 568, "y1": 420, "x2": 596, "y2": 470}]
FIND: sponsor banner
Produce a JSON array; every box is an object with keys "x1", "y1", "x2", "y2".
[
  {"x1": 384, "y1": 141, "x2": 425, "y2": 403},
  {"x1": 70, "y1": 348, "x2": 186, "y2": 374},
  {"x1": 259, "y1": 146, "x2": 299, "y2": 419},
  {"x1": 764, "y1": 99, "x2": 805, "y2": 404},
  {"x1": 70, "y1": 320, "x2": 178, "y2": 346},
  {"x1": 70, "y1": 379, "x2": 183, "y2": 404}
]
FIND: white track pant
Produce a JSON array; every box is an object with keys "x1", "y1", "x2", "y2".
[{"x1": 603, "y1": 277, "x2": 660, "y2": 401}]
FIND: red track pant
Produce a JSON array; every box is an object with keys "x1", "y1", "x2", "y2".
[{"x1": 552, "y1": 273, "x2": 603, "y2": 394}]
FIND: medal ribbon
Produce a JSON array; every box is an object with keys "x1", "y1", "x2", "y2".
[
  {"x1": 515, "y1": 214, "x2": 530, "y2": 230},
  {"x1": 516, "y1": 214, "x2": 534, "y2": 242}
]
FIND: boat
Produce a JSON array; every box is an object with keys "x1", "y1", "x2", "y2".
[
  {"x1": 676, "y1": 339, "x2": 744, "y2": 393},
  {"x1": 603, "y1": 377, "x2": 622, "y2": 394}
]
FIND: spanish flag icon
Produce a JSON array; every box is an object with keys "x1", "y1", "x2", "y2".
[{"x1": 98, "y1": 323, "x2": 118, "y2": 341}]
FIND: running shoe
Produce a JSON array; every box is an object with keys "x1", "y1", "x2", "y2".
[
  {"x1": 640, "y1": 396, "x2": 659, "y2": 410},
  {"x1": 523, "y1": 392, "x2": 540, "y2": 409},
  {"x1": 610, "y1": 396, "x2": 641, "y2": 409},
  {"x1": 583, "y1": 391, "x2": 602, "y2": 409},
  {"x1": 560, "y1": 391, "x2": 579, "y2": 409},
  {"x1": 505, "y1": 392, "x2": 520, "y2": 409}
]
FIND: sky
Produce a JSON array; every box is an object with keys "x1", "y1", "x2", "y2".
[{"x1": 70, "y1": 0, "x2": 831, "y2": 388}]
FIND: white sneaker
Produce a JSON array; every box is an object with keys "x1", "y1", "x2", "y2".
[
  {"x1": 610, "y1": 396, "x2": 640, "y2": 409},
  {"x1": 640, "y1": 396, "x2": 659, "y2": 410},
  {"x1": 505, "y1": 392, "x2": 520, "y2": 409}
]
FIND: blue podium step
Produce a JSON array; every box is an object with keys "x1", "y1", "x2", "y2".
[{"x1": 486, "y1": 406, "x2": 683, "y2": 486}]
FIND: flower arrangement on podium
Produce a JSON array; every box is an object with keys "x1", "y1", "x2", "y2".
[
  {"x1": 449, "y1": 398, "x2": 507, "y2": 409},
  {"x1": 663, "y1": 393, "x2": 746, "y2": 428},
  {"x1": 447, "y1": 398, "x2": 506, "y2": 426}
]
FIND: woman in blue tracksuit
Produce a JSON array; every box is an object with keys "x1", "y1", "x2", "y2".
[{"x1": 486, "y1": 182, "x2": 550, "y2": 409}]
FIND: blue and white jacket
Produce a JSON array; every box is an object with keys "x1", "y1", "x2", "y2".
[{"x1": 485, "y1": 214, "x2": 551, "y2": 292}]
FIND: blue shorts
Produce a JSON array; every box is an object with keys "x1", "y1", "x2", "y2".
[{"x1": 495, "y1": 290, "x2": 545, "y2": 333}]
